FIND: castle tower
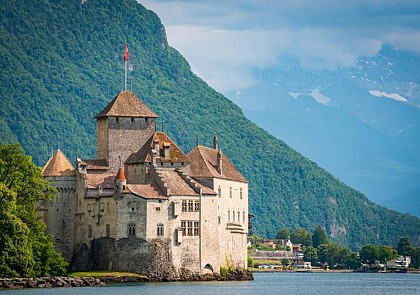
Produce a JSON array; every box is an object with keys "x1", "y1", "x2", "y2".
[
  {"x1": 95, "y1": 91, "x2": 158, "y2": 173},
  {"x1": 42, "y1": 149, "x2": 77, "y2": 262},
  {"x1": 115, "y1": 160, "x2": 127, "y2": 198}
]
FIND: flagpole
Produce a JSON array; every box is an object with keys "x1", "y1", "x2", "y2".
[{"x1": 124, "y1": 44, "x2": 129, "y2": 91}]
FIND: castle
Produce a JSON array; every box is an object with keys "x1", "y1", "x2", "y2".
[{"x1": 41, "y1": 90, "x2": 249, "y2": 276}]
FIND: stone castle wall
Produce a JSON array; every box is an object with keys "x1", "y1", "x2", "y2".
[
  {"x1": 43, "y1": 175, "x2": 77, "y2": 262},
  {"x1": 97, "y1": 117, "x2": 156, "y2": 172}
]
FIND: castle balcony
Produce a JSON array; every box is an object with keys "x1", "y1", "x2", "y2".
[{"x1": 226, "y1": 222, "x2": 246, "y2": 234}]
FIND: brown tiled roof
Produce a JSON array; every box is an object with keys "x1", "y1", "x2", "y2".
[
  {"x1": 187, "y1": 146, "x2": 247, "y2": 183},
  {"x1": 85, "y1": 173, "x2": 115, "y2": 189},
  {"x1": 43, "y1": 149, "x2": 76, "y2": 177},
  {"x1": 125, "y1": 132, "x2": 189, "y2": 164},
  {"x1": 115, "y1": 167, "x2": 127, "y2": 181},
  {"x1": 159, "y1": 170, "x2": 198, "y2": 196},
  {"x1": 125, "y1": 136, "x2": 154, "y2": 164},
  {"x1": 80, "y1": 159, "x2": 109, "y2": 170},
  {"x1": 95, "y1": 91, "x2": 158, "y2": 118},
  {"x1": 127, "y1": 184, "x2": 167, "y2": 200}
]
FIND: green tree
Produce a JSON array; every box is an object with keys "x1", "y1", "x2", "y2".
[
  {"x1": 281, "y1": 258, "x2": 290, "y2": 269},
  {"x1": 360, "y1": 245, "x2": 379, "y2": 264},
  {"x1": 276, "y1": 228, "x2": 291, "y2": 239},
  {"x1": 291, "y1": 228, "x2": 312, "y2": 247},
  {"x1": 377, "y1": 245, "x2": 397, "y2": 263},
  {"x1": 411, "y1": 247, "x2": 420, "y2": 269},
  {"x1": 345, "y1": 253, "x2": 361, "y2": 270},
  {"x1": 397, "y1": 237, "x2": 412, "y2": 256},
  {"x1": 318, "y1": 243, "x2": 340, "y2": 267},
  {"x1": 304, "y1": 246, "x2": 318, "y2": 264},
  {"x1": 0, "y1": 144, "x2": 67, "y2": 277},
  {"x1": 312, "y1": 226, "x2": 329, "y2": 248}
]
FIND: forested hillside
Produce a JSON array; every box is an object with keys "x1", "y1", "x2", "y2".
[{"x1": 1, "y1": 0, "x2": 419, "y2": 249}]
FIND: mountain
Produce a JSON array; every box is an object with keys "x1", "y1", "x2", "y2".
[
  {"x1": 227, "y1": 45, "x2": 420, "y2": 216},
  {"x1": 1, "y1": 0, "x2": 420, "y2": 249}
]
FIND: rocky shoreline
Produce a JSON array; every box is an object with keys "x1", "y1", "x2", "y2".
[
  {"x1": 0, "y1": 276, "x2": 105, "y2": 289},
  {"x1": 0, "y1": 269, "x2": 253, "y2": 289}
]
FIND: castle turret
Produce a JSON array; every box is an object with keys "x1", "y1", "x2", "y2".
[
  {"x1": 42, "y1": 149, "x2": 76, "y2": 262},
  {"x1": 95, "y1": 91, "x2": 158, "y2": 173},
  {"x1": 114, "y1": 159, "x2": 127, "y2": 197}
]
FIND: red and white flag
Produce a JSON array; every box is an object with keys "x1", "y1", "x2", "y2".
[{"x1": 124, "y1": 44, "x2": 129, "y2": 62}]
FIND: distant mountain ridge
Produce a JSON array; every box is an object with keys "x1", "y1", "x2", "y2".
[
  {"x1": 1, "y1": 0, "x2": 420, "y2": 248},
  {"x1": 228, "y1": 45, "x2": 420, "y2": 217}
]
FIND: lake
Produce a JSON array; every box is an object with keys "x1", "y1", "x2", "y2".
[{"x1": 1, "y1": 272, "x2": 420, "y2": 295}]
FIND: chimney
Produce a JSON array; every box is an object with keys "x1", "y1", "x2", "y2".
[
  {"x1": 213, "y1": 134, "x2": 218, "y2": 150},
  {"x1": 216, "y1": 148, "x2": 223, "y2": 175}
]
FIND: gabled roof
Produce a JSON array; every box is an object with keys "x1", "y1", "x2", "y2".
[
  {"x1": 80, "y1": 159, "x2": 109, "y2": 170},
  {"x1": 159, "y1": 170, "x2": 198, "y2": 196},
  {"x1": 95, "y1": 91, "x2": 158, "y2": 118},
  {"x1": 127, "y1": 184, "x2": 167, "y2": 200},
  {"x1": 125, "y1": 132, "x2": 190, "y2": 164},
  {"x1": 187, "y1": 146, "x2": 247, "y2": 183},
  {"x1": 42, "y1": 149, "x2": 76, "y2": 177},
  {"x1": 85, "y1": 173, "x2": 115, "y2": 189}
]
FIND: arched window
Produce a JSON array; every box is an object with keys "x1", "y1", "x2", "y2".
[
  {"x1": 157, "y1": 224, "x2": 164, "y2": 236},
  {"x1": 128, "y1": 223, "x2": 136, "y2": 237}
]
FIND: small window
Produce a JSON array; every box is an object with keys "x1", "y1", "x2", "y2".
[
  {"x1": 237, "y1": 211, "x2": 240, "y2": 222},
  {"x1": 116, "y1": 117, "x2": 119, "y2": 122},
  {"x1": 233, "y1": 211, "x2": 235, "y2": 222},
  {"x1": 194, "y1": 200, "x2": 200, "y2": 212},
  {"x1": 157, "y1": 224, "x2": 164, "y2": 236},
  {"x1": 128, "y1": 223, "x2": 136, "y2": 237},
  {"x1": 218, "y1": 216, "x2": 221, "y2": 225},
  {"x1": 131, "y1": 117, "x2": 134, "y2": 122},
  {"x1": 106, "y1": 224, "x2": 110, "y2": 238},
  {"x1": 243, "y1": 211, "x2": 245, "y2": 223},
  {"x1": 218, "y1": 186, "x2": 221, "y2": 198},
  {"x1": 240, "y1": 188, "x2": 243, "y2": 199},
  {"x1": 145, "y1": 118, "x2": 148, "y2": 123},
  {"x1": 187, "y1": 221, "x2": 193, "y2": 236},
  {"x1": 182, "y1": 200, "x2": 187, "y2": 212},
  {"x1": 188, "y1": 200, "x2": 194, "y2": 212},
  {"x1": 228, "y1": 210, "x2": 230, "y2": 222},
  {"x1": 156, "y1": 207, "x2": 161, "y2": 211},
  {"x1": 230, "y1": 187, "x2": 232, "y2": 198},
  {"x1": 194, "y1": 221, "x2": 199, "y2": 236},
  {"x1": 181, "y1": 221, "x2": 186, "y2": 236}
]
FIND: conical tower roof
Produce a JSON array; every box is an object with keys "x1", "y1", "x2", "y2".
[
  {"x1": 42, "y1": 149, "x2": 76, "y2": 177},
  {"x1": 115, "y1": 166, "x2": 127, "y2": 181},
  {"x1": 95, "y1": 91, "x2": 158, "y2": 118}
]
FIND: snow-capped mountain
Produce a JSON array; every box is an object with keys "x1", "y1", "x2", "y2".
[{"x1": 227, "y1": 45, "x2": 420, "y2": 217}]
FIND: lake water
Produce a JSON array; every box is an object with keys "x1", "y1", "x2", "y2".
[{"x1": 1, "y1": 272, "x2": 420, "y2": 295}]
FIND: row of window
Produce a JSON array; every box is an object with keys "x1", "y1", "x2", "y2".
[
  {"x1": 180, "y1": 220, "x2": 200, "y2": 236},
  {"x1": 227, "y1": 210, "x2": 246, "y2": 224},
  {"x1": 114, "y1": 117, "x2": 149, "y2": 123},
  {"x1": 217, "y1": 186, "x2": 243, "y2": 199},
  {"x1": 181, "y1": 200, "x2": 200, "y2": 212}
]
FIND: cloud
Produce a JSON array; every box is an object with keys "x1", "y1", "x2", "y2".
[{"x1": 140, "y1": 0, "x2": 420, "y2": 93}]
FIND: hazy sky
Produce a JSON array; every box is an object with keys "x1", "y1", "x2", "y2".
[{"x1": 140, "y1": 0, "x2": 420, "y2": 93}]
